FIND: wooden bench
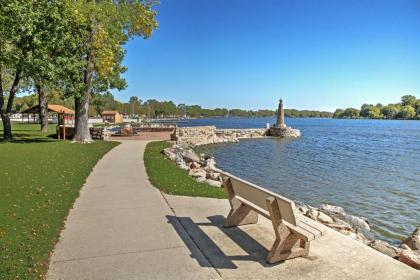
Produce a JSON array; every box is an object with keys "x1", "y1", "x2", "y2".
[{"x1": 220, "y1": 172, "x2": 325, "y2": 264}]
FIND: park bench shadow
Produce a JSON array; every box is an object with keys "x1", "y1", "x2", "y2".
[{"x1": 166, "y1": 215, "x2": 278, "y2": 269}]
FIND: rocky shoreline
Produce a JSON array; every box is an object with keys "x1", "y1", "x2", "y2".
[
  {"x1": 162, "y1": 137, "x2": 420, "y2": 270},
  {"x1": 172, "y1": 126, "x2": 269, "y2": 146}
]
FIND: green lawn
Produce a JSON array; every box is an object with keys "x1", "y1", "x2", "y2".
[
  {"x1": 0, "y1": 123, "x2": 119, "y2": 279},
  {"x1": 0, "y1": 122, "x2": 58, "y2": 142},
  {"x1": 144, "y1": 141, "x2": 226, "y2": 199}
]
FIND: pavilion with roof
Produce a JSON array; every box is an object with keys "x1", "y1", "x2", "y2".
[{"x1": 21, "y1": 104, "x2": 75, "y2": 125}]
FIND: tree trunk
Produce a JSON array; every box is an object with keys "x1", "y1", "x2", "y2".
[
  {"x1": 36, "y1": 82, "x2": 49, "y2": 132},
  {"x1": 1, "y1": 66, "x2": 22, "y2": 140},
  {"x1": 73, "y1": 95, "x2": 92, "y2": 143},
  {"x1": 73, "y1": 26, "x2": 95, "y2": 143},
  {"x1": 0, "y1": 111, "x2": 12, "y2": 140},
  {"x1": 0, "y1": 66, "x2": 12, "y2": 140}
]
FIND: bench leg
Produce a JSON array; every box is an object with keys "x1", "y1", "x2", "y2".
[
  {"x1": 266, "y1": 197, "x2": 310, "y2": 264},
  {"x1": 267, "y1": 224, "x2": 310, "y2": 263},
  {"x1": 222, "y1": 177, "x2": 258, "y2": 228},
  {"x1": 224, "y1": 198, "x2": 258, "y2": 227}
]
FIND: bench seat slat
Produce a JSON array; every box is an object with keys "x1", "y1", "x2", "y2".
[
  {"x1": 297, "y1": 221, "x2": 321, "y2": 239},
  {"x1": 282, "y1": 221, "x2": 315, "y2": 241},
  {"x1": 298, "y1": 216, "x2": 326, "y2": 237}
]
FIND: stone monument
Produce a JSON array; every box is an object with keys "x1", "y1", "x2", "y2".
[
  {"x1": 276, "y1": 99, "x2": 286, "y2": 128},
  {"x1": 268, "y1": 99, "x2": 301, "y2": 138}
]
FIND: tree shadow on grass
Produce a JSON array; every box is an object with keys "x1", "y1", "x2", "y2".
[{"x1": 0, "y1": 133, "x2": 59, "y2": 144}]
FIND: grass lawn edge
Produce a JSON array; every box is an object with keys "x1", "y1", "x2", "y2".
[
  {"x1": 144, "y1": 141, "x2": 227, "y2": 199},
  {"x1": 0, "y1": 123, "x2": 121, "y2": 279}
]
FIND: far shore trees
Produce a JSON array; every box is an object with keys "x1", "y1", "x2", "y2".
[
  {"x1": 334, "y1": 95, "x2": 420, "y2": 120},
  {"x1": 381, "y1": 105, "x2": 399, "y2": 119},
  {"x1": 14, "y1": 93, "x2": 335, "y2": 119}
]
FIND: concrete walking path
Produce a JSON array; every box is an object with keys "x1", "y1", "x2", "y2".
[
  {"x1": 47, "y1": 140, "x2": 420, "y2": 280},
  {"x1": 47, "y1": 140, "x2": 219, "y2": 280}
]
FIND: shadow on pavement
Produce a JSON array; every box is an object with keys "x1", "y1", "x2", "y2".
[{"x1": 166, "y1": 215, "x2": 278, "y2": 269}]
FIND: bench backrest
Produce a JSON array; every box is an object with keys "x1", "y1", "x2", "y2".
[{"x1": 221, "y1": 172, "x2": 298, "y2": 226}]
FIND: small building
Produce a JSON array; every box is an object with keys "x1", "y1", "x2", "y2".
[
  {"x1": 101, "y1": 111, "x2": 124, "y2": 123},
  {"x1": 21, "y1": 104, "x2": 75, "y2": 124}
]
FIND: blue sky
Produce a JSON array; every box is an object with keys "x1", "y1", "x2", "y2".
[{"x1": 116, "y1": 0, "x2": 420, "y2": 111}]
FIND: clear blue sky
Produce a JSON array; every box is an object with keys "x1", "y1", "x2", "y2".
[{"x1": 116, "y1": 0, "x2": 420, "y2": 111}]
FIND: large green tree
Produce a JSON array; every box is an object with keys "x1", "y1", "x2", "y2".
[
  {"x1": 71, "y1": 1, "x2": 157, "y2": 143},
  {"x1": 381, "y1": 105, "x2": 399, "y2": 119},
  {"x1": 0, "y1": 2, "x2": 33, "y2": 140},
  {"x1": 28, "y1": 0, "x2": 84, "y2": 132},
  {"x1": 0, "y1": 1, "x2": 84, "y2": 138},
  {"x1": 414, "y1": 99, "x2": 420, "y2": 118},
  {"x1": 401, "y1": 95, "x2": 416, "y2": 107},
  {"x1": 339, "y1": 108, "x2": 360, "y2": 119},
  {"x1": 398, "y1": 105, "x2": 416, "y2": 119}
]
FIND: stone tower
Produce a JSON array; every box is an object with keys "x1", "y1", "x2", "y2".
[
  {"x1": 268, "y1": 98, "x2": 301, "y2": 138},
  {"x1": 276, "y1": 99, "x2": 286, "y2": 128}
]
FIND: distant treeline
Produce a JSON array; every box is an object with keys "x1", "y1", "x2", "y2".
[
  {"x1": 14, "y1": 93, "x2": 333, "y2": 118},
  {"x1": 333, "y1": 95, "x2": 420, "y2": 120}
]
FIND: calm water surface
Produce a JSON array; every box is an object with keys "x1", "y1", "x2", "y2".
[{"x1": 178, "y1": 117, "x2": 420, "y2": 244}]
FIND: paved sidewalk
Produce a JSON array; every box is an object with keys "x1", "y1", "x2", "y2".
[
  {"x1": 165, "y1": 195, "x2": 420, "y2": 280},
  {"x1": 47, "y1": 141, "x2": 219, "y2": 280},
  {"x1": 47, "y1": 140, "x2": 420, "y2": 280}
]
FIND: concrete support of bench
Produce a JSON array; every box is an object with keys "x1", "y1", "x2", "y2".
[
  {"x1": 223, "y1": 178, "x2": 258, "y2": 227},
  {"x1": 221, "y1": 175, "x2": 317, "y2": 264},
  {"x1": 266, "y1": 197, "x2": 310, "y2": 264}
]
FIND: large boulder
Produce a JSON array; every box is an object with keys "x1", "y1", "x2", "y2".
[
  {"x1": 399, "y1": 250, "x2": 420, "y2": 269},
  {"x1": 177, "y1": 162, "x2": 190, "y2": 171},
  {"x1": 346, "y1": 215, "x2": 371, "y2": 237},
  {"x1": 189, "y1": 161, "x2": 201, "y2": 169},
  {"x1": 305, "y1": 209, "x2": 319, "y2": 220},
  {"x1": 319, "y1": 204, "x2": 345, "y2": 217},
  {"x1": 403, "y1": 227, "x2": 420, "y2": 251},
  {"x1": 317, "y1": 212, "x2": 334, "y2": 224},
  {"x1": 196, "y1": 177, "x2": 207, "y2": 183},
  {"x1": 181, "y1": 149, "x2": 200, "y2": 163},
  {"x1": 304, "y1": 208, "x2": 333, "y2": 224},
  {"x1": 205, "y1": 179, "x2": 222, "y2": 187},
  {"x1": 319, "y1": 204, "x2": 371, "y2": 238},
  {"x1": 175, "y1": 153, "x2": 184, "y2": 164},
  {"x1": 369, "y1": 240, "x2": 402, "y2": 258},
  {"x1": 162, "y1": 148, "x2": 177, "y2": 161},
  {"x1": 206, "y1": 172, "x2": 221, "y2": 181},
  {"x1": 188, "y1": 168, "x2": 207, "y2": 178},
  {"x1": 204, "y1": 158, "x2": 217, "y2": 170}
]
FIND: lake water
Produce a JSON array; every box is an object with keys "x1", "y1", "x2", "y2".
[{"x1": 177, "y1": 117, "x2": 420, "y2": 244}]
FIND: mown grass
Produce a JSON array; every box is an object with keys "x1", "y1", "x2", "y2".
[
  {"x1": 144, "y1": 141, "x2": 227, "y2": 199},
  {"x1": 0, "y1": 123, "x2": 119, "y2": 279}
]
